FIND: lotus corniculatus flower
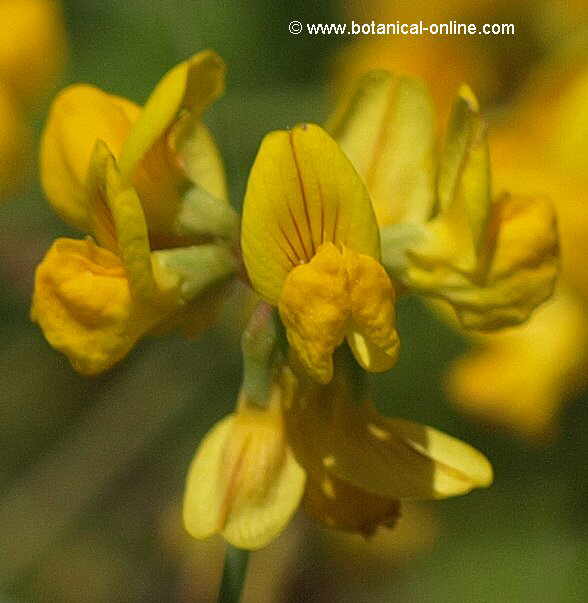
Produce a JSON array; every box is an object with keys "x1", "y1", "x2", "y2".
[
  {"x1": 32, "y1": 51, "x2": 238, "y2": 374},
  {"x1": 328, "y1": 70, "x2": 559, "y2": 332},
  {"x1": 241, "y1": 123, "x2": 399, "y2": 384}
]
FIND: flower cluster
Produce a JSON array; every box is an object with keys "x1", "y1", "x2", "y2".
[{"x1": 33, "y1": 51, "x2": 559, "y2": 549}]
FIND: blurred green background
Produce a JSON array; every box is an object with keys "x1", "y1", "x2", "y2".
[{"x1": 1, "y1": 1, "x2": 588, "y2": 601}]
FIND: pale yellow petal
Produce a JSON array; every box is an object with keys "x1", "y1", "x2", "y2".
[
  {"x1": 223, "y1": 440, "x2": 305, "y2": 550},
  {"x1": 330, "y1": 36, "x2": 499, "y2": 125},
  {"x1": 397, "y1": 194, "x2": 558, "y2": 330},
  {"x1": 369, "y1": 409, "x2": 494, "y2": 495},
  {"x1": 242, "y1": 124, "x2": 380, "y2": 303},
  {"x1": 183, "y1": 415, "x2": 236, "y2": 540},
  {"x1": 114, "y1": 51, "x2": 226, "y2": 239},
  {"x1": 170, "y1": 119, "x2": 228, "y2": 202},
  {"x1": 346, "y1": 330, "x2": 398, "y2": 373},
  {"x1": 183, "y1": 407, "x2": 306, "y2": 550},
  {"x1": 327, "y1": 70, "x2": 435, "y2": 227},
  {"x1": 437, "y1": 84, "x2": 491, "y2": 266}
]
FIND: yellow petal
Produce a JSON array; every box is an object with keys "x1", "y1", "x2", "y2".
[
  {"x1": 344, "y1": 249, "x2": 399, "y2": 372},
  {"x1": 242, "y1": 123, "x2": 380, "y2": 304},
  {"x1": 118, "y1": 50, "x2": 225, "y2": 181},
  {"x1": 486, "y1": 195, "x2": 558, "y2": 282},
  {"x1": 183, "y1": 404, "x2": 306, "y2": 550},
  {"x1": 86, "y1": 141, "x2": 156, "y2": 301},
  {"x1": 279, "y1": 243, "x2": 350, "y2": 384},
  {"x1": 303, "y1": 472, "x2": 400, "y2": 537},
  {"x1": 116, "y1": 51, "x2": 225, "y2": 239},
  {"x1": 285, "y1": 370, "x2": 493, "y2": 500},
  {"x1": 40, "y1": 84, "x2": 140, "y2": 231},
  {"x1": 31, "y1": 238, "x2": 159, "y2": 375},
  {"x1": 327, "y1": 70, "x2": 435, "y2": 227}
]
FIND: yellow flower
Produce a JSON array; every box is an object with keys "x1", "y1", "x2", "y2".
[
  {"x1": 0, "y1": 0, "x2": 67, "y2": 104},
  {"x1": 241, "y1": 123, "x2": 399, "y2": 383},
  {"x1": 32, "y1": 53, "x2": 238, "y2": 375},
  {"x1": 40, "y1": 50, "x2": 231, "y2": 244},
  {"x1": 32, "y1": 235, "x2": 155, "y2": 375},
  {"x1": 183, "y1": 382, "x2": 306, "y2": 550},
  {"x1": 184, "y1": 355, "x2": 492, "y2": 549},
  {"x1": 328, "y1": 72, "x2": 559, "y2": 331}
]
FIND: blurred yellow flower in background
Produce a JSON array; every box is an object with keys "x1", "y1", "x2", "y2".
[
  {"x1": 0, "y1": 0, "x2": 66, "y2": 105},
  {"x1": 332, "y1": 0, "x2": 504, "y2": 121},
  {"x1": 0, "y1": 0, "x2": 66, "y2": 199},
  {"x1": 447, "y1": 288, "x2": 588, "y2": 441}
]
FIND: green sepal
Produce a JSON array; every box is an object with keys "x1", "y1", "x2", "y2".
[
  {"x1": 152, "y1": 243, "x2": 237, "y2": 302},
  {"x1": 240, "y1": 303, "x2": 280, "y2": 407},
  {"x1": 380, "y1": 222, "x2": 428, "y2": 281},
  {"x1": 174, "y1": 185, "x2": 239, "y2": 244}
]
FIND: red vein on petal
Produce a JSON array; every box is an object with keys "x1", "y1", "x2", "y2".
[{"x1": 289, "y1": 132, "x2": 316, "y2": 256}]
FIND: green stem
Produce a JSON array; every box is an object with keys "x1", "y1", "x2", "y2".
[{"x1": 218, "y1": 544, "x2": 250, "y2": 603}]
